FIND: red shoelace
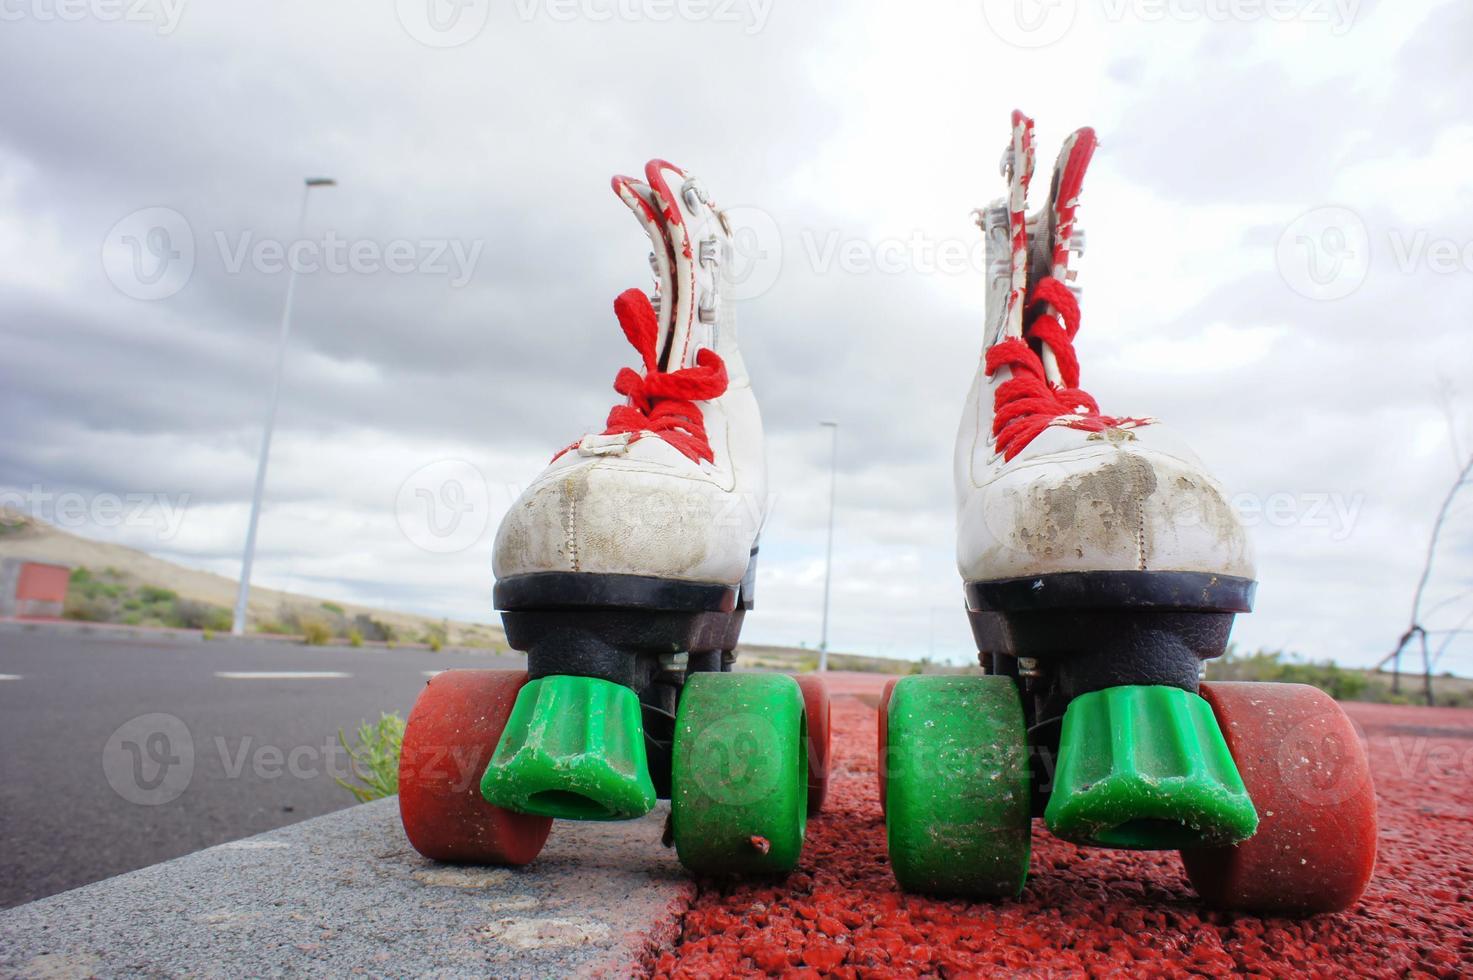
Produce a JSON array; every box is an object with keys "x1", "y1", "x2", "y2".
[
  {"x1": 558, "y1": 288, "x2": 728, "y2": 464},
  {"x1": 985, "y1": 276, "x2": 1130, "y2": 461}
]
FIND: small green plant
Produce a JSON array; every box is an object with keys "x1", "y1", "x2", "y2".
[
  {"x1": 335, "y1": 713, "x2": 406, "y2": 802},
  {"x1": 427, "y1": 632, "x2": 443, "y2": 652},
  {"x1": 321, "y1": 601, "x2": 345, "y2": 616},
  {"x1": 301, "y1": 619, "x2": 332, "y2": 646},
  {"x1": 348, "y1": 628, "x2": 364, "y2": 648},
  {"x1": 202, "y1": 628, "x2": 214, "y2": 641}
]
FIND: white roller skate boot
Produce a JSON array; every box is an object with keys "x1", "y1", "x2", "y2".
[
  {"x1": 953, "y1": 111, "x2": 1259, "y2": 851},
  {"x1": 883, "y1": 114, "x2": 1371, "y2": 911},
  {"x1": 493, "y1": 160, "x2": 766, "y2": 656},
  {"x1": 436, "y1": 161, "x2": 824, "y2": 876}
]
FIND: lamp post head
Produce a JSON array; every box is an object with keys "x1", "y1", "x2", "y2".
[
  {"x1": 819, "y1": 420, "x2": 838, "y2": 428},
  {"x1": 305, "y1": 177, "x2": 337, "y2": 188}
]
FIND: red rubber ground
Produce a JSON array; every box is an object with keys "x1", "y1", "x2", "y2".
[
  {"x1": 650, "y1": 673, "x2": 1473, "y2": 978},
  {"x1": 398, "y1": 669, "x2": 552, "y2": 865}
]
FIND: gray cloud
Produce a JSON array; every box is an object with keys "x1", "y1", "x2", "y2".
[{"x1": 1, "y1": 0, "x2": 1470, "y2": 669}]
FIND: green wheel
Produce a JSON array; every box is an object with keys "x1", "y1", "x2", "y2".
[
  {"x1": 671, "y1": 672, "x2": 808, "y2": 875},
  {"x1": 885, "y1": 674, "x2": 1031, "y2": 897}
]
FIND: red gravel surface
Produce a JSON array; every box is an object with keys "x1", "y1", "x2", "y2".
[{"x1": 652, "y1": 673, "x2": 1473, "y2": 978}]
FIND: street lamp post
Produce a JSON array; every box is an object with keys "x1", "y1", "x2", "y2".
[
  {"x1": 231, "y1": 177, "x2": 336, "y2": 636},
  {"x1": 818, "y1": 421, "x2": 839, "y2": 672}
]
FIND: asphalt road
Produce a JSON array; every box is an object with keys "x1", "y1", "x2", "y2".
[{"x1": 0, "y1": 627, "x2": 520, "y2": 908}]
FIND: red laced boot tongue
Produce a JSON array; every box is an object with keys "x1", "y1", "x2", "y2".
[
  {"x1": 985, "y1": 114, "x2": 1150, "y2": 461},
  {"x1": 554, "y1": 289, "x2": 728, "y2": 465}
]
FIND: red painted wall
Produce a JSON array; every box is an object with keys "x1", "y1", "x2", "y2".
[{"x1": 16, "y1": 562, "x2": 69, "y2": 603}]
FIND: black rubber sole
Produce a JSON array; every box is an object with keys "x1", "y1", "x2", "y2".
[
  {"x1": 495, "y1": 572, "x2": 739, "y2": 613},
  {"x1": 964, "y1": 570, "x2": 1256, "y2": 816},
  {"x1": 965, "y1": 570, "x2": 1255, "y2": 615}
]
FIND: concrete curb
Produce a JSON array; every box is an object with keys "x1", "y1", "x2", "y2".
[{"x1": 0, "y1": 799, "x2": 693, "y2": 978}]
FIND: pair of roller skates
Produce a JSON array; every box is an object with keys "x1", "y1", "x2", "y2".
[
  {"x1": 399, "y1": 113, "x2": 1378, "y2": 913},
  {"x1": 878, "y1": 111, "x2": 1377, "y2": 914},
  {"x1": 400, "y1": 161, "x2": 830, "y2": 877}
]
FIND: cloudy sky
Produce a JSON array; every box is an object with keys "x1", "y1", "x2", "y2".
[{"x1": 2, "y1": 0, "x2": 1470, "y2": 671}]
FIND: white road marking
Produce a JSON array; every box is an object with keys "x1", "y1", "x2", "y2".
[
  {"x1": 214, "y1": 671, "x2": 350, "y2": 680},
  {"x1": 423, "y1": 670, "x2": 445, "y2": 677},
  {"x1": 0, "y1": 674, "x2": 20, "y2": 681}
]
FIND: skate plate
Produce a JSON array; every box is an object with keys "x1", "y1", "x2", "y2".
[
  {"x1": 480, "y1": 675, "x2": 657, "y2": 821},
  {"x1": 1045, "y1": 685, "x2": 1258, "y2": 849}
]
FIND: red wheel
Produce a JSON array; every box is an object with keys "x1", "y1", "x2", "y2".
[
  {"x1": 1181, "y1": 682, "x2": 1377, "y2": 913},
  {"x1": 796, "y1": 674, "x2": 831, "y2": 816},
  {"x1": 399, "y1": 670, "x2": 552, "y2": 865},
  {"x1": 877, "y1": 677, "x2": 898, "y2": 817}
]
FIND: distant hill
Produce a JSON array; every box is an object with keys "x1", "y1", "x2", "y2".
[
  {"x1": 0, "y1": 510, "x2": 926, "y2": 671},
  {"x1": 0, "y1": 511, "x2": 505, "y2": 649}
]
